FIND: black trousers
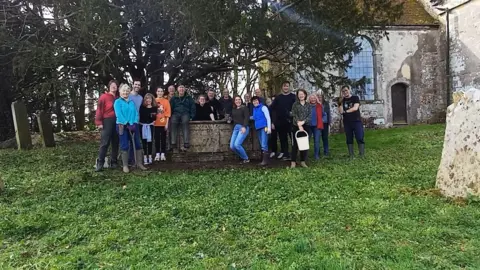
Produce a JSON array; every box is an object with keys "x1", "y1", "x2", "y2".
[
  {"x1": 291, "y1": 125, "x2": 309, "y2": 162},
  {"x1": 155, "y1": 126, "x2": 167, "y2": 154},
  {"x1": 277, "y1": 122, "x2": 292, "y2": 157},
  {"x1": 98, "y1": 117, "x2": 119, "y2": 163},
  {"x1": 269, "y1": 129, "x2": 278, "y2": 153},
  {"x1": 140, "y1": 125, "x2": 154, "y2": 156}
]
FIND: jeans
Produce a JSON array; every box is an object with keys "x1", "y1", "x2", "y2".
[
  {"x1": 291, "y1": 125, "x2": 309, "y2": 162},
  {"x1": 170, "y1": 114, "x2": 190, "y2": 147},
  {"x1": 269, "y1": 129, "x2": 278, "y2": 153},
  {"x1": 155, "y1": 126, "x2": 167, "y2": 154},
  {"x1": 277, "y1": 122, "x2": 292, "y2": 157},
  {"x1": 118, "y1": 124, "x2": 142, "y2": 151},
  {"x1": 257, "y1": 128, "x2": 269, "y2": 152},
  {"x1": 230, "y1": 124, "x2": 249, "y2": 160},
  {"x1": 309, "y1": 125, "x2": 321, "y2": 159},
  {"x1": 321, "y1": 124, "x2": 330, "y2": 155},
  {"x1": 97, "y1": 117, "x2": 119, "y2": 163},
  {"x1": 344, "y1": 121, "x2": 365, "y2": 145}
]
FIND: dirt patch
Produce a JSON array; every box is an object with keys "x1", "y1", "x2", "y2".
[{"x1": 145, "y1": 157, "x2": 291, "y2": 172}]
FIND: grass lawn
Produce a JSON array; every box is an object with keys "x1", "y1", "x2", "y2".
[{"x1": 1, "y1": 124, "x2": 479, "y2": 269}]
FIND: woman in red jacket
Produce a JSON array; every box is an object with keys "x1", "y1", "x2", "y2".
[
  {"x1": 308, "y1": 94, "x2": 324, "y2": 160},
  {"x1": 95, "y1": 80, "x2": 119, "y2": 171}
]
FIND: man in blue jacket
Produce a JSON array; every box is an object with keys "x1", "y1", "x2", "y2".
[{"x1": 169, "y1": 85, "x2": 196, "y2": 151}]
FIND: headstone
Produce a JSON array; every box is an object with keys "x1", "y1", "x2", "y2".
[
  {"x1": 36, "y1": 111, "x2": 56, "y2": 147},
  {"x1": 11, "y1": 101, "x2": 32, "y2": 150},
  {"x1": 0, "y1": 176, "x2": 4, "y2": 192},
  {"x1": 436, "y1": 88, "x2": 480, "y2": 198}
]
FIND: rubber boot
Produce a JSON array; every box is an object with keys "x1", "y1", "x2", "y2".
[
  {"x1": 121, "y1": 151, "x2": 130, "y2": 173},
  {"x1": 95, "y1": 158, "x2": 103, "y2": 172},
  {"x1": 260, "y1": 151, "x2": 269, "y2": 166},
  {"x1": 136, "y1": 150, "x2": 148, "y2": 171},
  {"x1": 359, "y1": 144, "x2": 365, "y2": 158},
  {"x1": 347, "y1": 144, "x2": 354, "y2": 159}
]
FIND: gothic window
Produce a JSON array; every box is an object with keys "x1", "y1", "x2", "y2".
[{"x1": 345, "y1": 37, "x2": 375, "y2": 100}]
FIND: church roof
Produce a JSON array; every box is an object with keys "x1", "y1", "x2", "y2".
[{"x1": 393, "y1": 0, "x2": 439, "y2": 25}]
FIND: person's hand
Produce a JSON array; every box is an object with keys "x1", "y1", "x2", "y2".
[
  {"x1": 267, "y1": 128, "x2": 272, "y2": 134},
  {"x1": 127, "y1": 125, "x2": 136, "y2": 133},
  {"x1": 298, "y1": 121, "x2": 305, "y2": 126},
  {"x1": 299, "y1": 125, "x2": 305, "y2": 132},
  {"x1": 271, "y1": 123, "x2": 275, "y2": 130},
  {"x1": 97, "y1": 125, "x2": 103, "y2": 130},
  {"x1": 240, "y1": 127, "x2": 246, "y2": 134}
]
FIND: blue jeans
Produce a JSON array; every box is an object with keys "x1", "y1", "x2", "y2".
[
  {"x1": 309, "y1": 126, "x2": 321, "y2": 159},
  {"x1": 344, "y1": 121, "x2": 365, "y2": 145},
  {"x1": 257, "y1": 128, "x2": 268, "y2": 152},
  {"x1": 230, "y1": 125, "x2": 249, "y2": 160},
  {"x1": 118, "y1": 124, "x2": 142, "y2": 151}
]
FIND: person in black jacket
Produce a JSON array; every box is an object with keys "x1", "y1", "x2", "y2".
[
  {"x1": 139, "y1": 93, "x2": 158, "y2": 164},
  {"x1": 339, "y1": 85, "x2": 365, "y2": 158},
  {"x1": 206, "y1": 89, "x2": 221, "y2": 119},
  {"x1": 194, "y1": 95, "x2": 215, "y2": 121},
  {"x1": 270, "y1": 81, "x2": 296, "y2": 160}
]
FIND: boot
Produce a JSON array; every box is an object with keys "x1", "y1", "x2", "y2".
[
  {"x1": 136, "y1": 150, "x2": 147, "y2": 170},
  {"x1": 359, "y1": 144, "x2": 365, "y2": 158},
  {"x1": 347, "y1": 144, "x2": 354, "y2": 159},
  {"x1": 121, "y1": 151, "x2": 130, "y2": 173},
  {"x1": 260, "y1": 151, "x2": 269, "y2": 166},
  {"x1": 95, "y1": 158, "x2": 103, "y2": 172}
]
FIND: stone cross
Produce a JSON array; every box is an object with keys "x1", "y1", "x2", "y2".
[
  {"x1": 36, "y1": 111, "x2": 56, "y2": 147},
  {"x1": 11, "y1": 101, "x2": 32, "y2": 150}
]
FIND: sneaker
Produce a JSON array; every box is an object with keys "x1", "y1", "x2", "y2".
[
  {"x1": 154, "y1": 153, "x2": 160, "y2": 162},
  {"x1": 148, "y1": 156, "x2": 153, "y2": 164},
  {"x1": 143, "y1": 156, "x2": 148, "y2": 165},
  {"x1": 160, "y1": 153, "x2": 166, "y2": 161},
  {"x1": 270, "y1": 152, "x2": 276, "y2": 158},
  {"x1": 240, "y1": 159, "x2": 250, "y2": 164},
  {"x1": 277, "y1": 153, "x2": 284, "y2": 159}
]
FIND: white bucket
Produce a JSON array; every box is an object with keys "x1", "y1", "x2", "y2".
[{"x1": 295, "y1": 130, "x2": 310, "y2": 151}]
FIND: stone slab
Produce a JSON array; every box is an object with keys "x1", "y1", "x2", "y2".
[
  {"x1": 11, "y1": 101, "x2": 32, "y2": 150},
  {"x1": 37, "y1": 111, "x2": 56, "y2": 147}
]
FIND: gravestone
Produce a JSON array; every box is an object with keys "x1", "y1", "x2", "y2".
[
  {"x1": 36, "y1": 111, "x2": 56, "y2": 147},
  {"x1": 436, "y1": 88, "x2": 480, "y2": 198},
  {"x1": 11, "y1": 101, "x2": 32, "y2": 150},
  {"x1": 0, "y1": 176, "x2": 4, "y2": 193}
]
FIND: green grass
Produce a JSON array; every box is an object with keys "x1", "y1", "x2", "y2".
[{"x1": 1, "y1": 124, "x2": 479, "y2": 269}]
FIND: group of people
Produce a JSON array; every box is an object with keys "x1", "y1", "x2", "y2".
[{"x1": 94, "y1": 79, "x2": 365, "y2": 173}]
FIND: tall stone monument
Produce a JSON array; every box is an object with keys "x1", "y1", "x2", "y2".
[
  {"x1": 436, "y1": 88, "x2": 480, "y2": 198},
  {"x1": 11, "y1": 101, "x2": 32, "y2": 150},
  {"x1": 36, "y1": 111, "x2": 56, "y2": 147}
]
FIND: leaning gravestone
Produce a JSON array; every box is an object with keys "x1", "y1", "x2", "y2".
[
  {"x1": 436, "y1": 88, "x2": 480, "y2": 198},
  {"x1": 11, "y1": 101, "x2": 32, "y2": 150},
  {"x1": 36, "y1": 111, "x2": 56, "y2": 147}
]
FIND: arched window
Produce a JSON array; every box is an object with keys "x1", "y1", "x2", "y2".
[{"x1": 345, "y1": 37, "x2": 375, "y2": 100}]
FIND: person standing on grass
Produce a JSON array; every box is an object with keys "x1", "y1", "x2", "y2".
[
  {"x1": 194, "y1": 95, "x2": 216, "y2": 121},
  {"x1": 95, "y1": 80, "x2": 119, "y2": 172},
  {"x1": 244, "y1": 92, "x2": 253, "y2": 115},
  {"x1": 206, "y1": 88, "x2": 221, "y2": 120},
  {"x1": 266, "y1": 97, "x2": 278, "y2": 159},
  {"x1": 251, "y1": 96, "x2": 272, "y2": 166},
  {"x1": 254, "y1": 88, "x2": 265, "y2": 104},
  {"x1": 127, "y1": 79, "x2": 144, "y2": 166},
  {"x1": 270, "y1": 81, "x2": 296, "y2": 161},
  {"x1": 290, "y1": 89, "x2": 311, "y2": 168},
  {"x1": 219, "y1": 89, "x2": 233, "y2": 120},
  {"x1": 167, "y1": 85, "x2": 176, "y2": 101},
  {"x1": 139, "y1": 93, "x2": 157, "y2": 165},
  {"x1": 317, "y1": 91, "x2": 331, "y2": 157},
  {"x1": 166, "y1": 85, "x2": 176, "y2": 151},
  {"x1": 230, "y1": 96, "x2": 251, "y2": 164},
  {"x1": 308, "y1": 94, "x2": 324, "y2": 160},
  {"x1": 339, "y1": 85, "x2": 365, "y2": 158},
  {"x1": 169, "y1": 85, "x2": 196, "y2": 151},
  {"x1": 114, "y1": 84, "x2": 147, "y2": 173},
  {"x1": 154, "y1": 87, "x2": 171, "y2": 162}
]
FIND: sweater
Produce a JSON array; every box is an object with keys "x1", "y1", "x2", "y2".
[
  {"x1": 207, "y1": 98, "x2": 221, "y2": 120},
  {"x1": 270, "y1": 93, "x2": 296, "y2": 125},
  {"x1": 114, "y1": 98, "x2": 138, "y2": 125},
  {"x1": 154, "y1": 97, "x2": 171, "y2": 127},
  {"x1": 95, "y1": 93, "x2": 117, "y2": 126},
  {"x1": 170, "y1": 94, "x2": 196, "y2": 119},
  {"x1": 194, "y1": 104, "x2": 214, "y2": 121},
  {"x1": 292, "y1": 101, "x2": 312, "y2": 127},
  {"x1": 219, "y1": 97, "x2": 233, "y2": 116},
  {"x1": 232, "y1": 105, "x2": 250, "y2": 127},
  {"x1": 139, "y1": 106, "x2": 157, "y2": 124}
]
